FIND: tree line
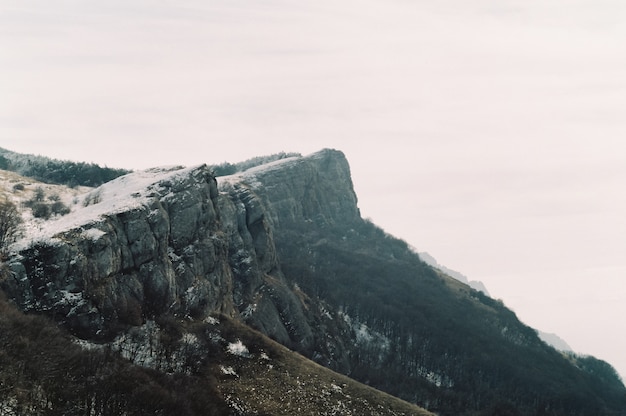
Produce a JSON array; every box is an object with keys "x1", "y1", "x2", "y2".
[{"x1": 0, "y1": 148, "x2": 130, "y2": 187}]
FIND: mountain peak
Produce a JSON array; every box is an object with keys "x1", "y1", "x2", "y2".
[{"x1": 220, "y1": 148, "x2": 360, "y2": 228}]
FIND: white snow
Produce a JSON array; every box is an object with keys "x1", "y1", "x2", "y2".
[
  {"x1": 330, "y1": 383, "x2": 343, "y2": 393},
  {"x1": 241, "y1": 303, "x2": 257, "y2": 318},
  {"x1": 11, "y1": 165, "x2": 204, "y2": 251},
  {"x1": 218, "y1": 155, "x2": 301, "y2": 188},
  {"x1": 82, "y1": 228, "x2": 106, "y2": 241},
  {"x1": 203, "y1": 316, "x2": 219, "y2": 325},
  {"x1": 227, "y1": 340, "x2": 251, "y2": 358},
  {"x1": 220, "y1": 366, "x2": 238, "y2": 377},
  {"x1": 56, "y1": 290, "x2": 84, "y2": 306},
  {"x1": 181, "y1": 333, "x2": 200, "y2": 346},
  {"x1": 339, "y1": 311, "x2": 391, "y2": 352}
]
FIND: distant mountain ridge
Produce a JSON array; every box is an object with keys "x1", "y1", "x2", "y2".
[
  {"x1": 1, "y1": 148, "x2": 624, "y2": 415},
  {"x1": 538, "y1": 331, "x2": 573, "y2": 352},
  {"x1": 418, "y1": 251, "x2": 490, "y2": 295},
  {"x1": 417, "y1": 252, "x2": 576, "y2": 354}
]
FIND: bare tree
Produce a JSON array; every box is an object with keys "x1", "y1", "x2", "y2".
[{"x1": 0, "y1": 199, "x2": 22, "y2": 256}]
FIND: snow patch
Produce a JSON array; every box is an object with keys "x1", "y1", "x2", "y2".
[
  {"x1": 12, "y1": 165, "x2": 204, "y2": 251},
  {"x1": 181, "y1": 333, "x2": 199, "y2": 346},
  {"x1": 82, "y1": 227, "x2": 106, "y2": 241},
  {"x1": 241, "y1": 303, "x2": 257, "y2": 318},
  {"x1": 219, "y1": 155, "x2": 301, "y2": 189},
  {"x1": 227, "y1": 340, "x2": 251, "y2": 358},
  {"x1": 339, "y1": 311, "x2": 391, "y2": 353},
  {"x1": 320, "y1": 304, "x2": 333, "y2": 320},
  {"x1": 414, "y1": 366, "x2": 454, "y2": 388},
  {"x1": 167, "y1": 247, "x2": 181, "y2": 262},
  {"x1": 220, "y1": 366, "x2": 238, "y2": 377},
  {"x1": 55, "y1": 290, "x2": 84, "y2": 306},
  {"x1": 330, "y1": 383, "x2": 343, "y2": 393},
  {"x1": 204, "y1": 316, "x2": 219, "y2": 325}
]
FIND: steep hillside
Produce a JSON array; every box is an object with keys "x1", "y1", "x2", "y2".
[
  {"x1": 1, "y1": 149, "x2": 625, "y2": 415},
  {"x1": 0, "y1": 292, "x2": 430, "y2": 415}
]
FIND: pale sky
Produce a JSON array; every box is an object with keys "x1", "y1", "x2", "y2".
[{"x1": 2, "y1": 0, "x2": 626, "y2": 379}]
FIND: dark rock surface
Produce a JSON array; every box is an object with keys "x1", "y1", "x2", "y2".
[{"x1": 5, "y1": 165, "x2": 235, "y2": 338}]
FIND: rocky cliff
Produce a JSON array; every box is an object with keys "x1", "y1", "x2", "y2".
[
  {"x1": 3, "y1": 149, "x2": 354, "y2": 344},
  {"x1": 217, "y1": 149, "x2": 361, "y2": 355},
  {"x1": 5, "y1": 165, "x2": 234, "y2": 338}
]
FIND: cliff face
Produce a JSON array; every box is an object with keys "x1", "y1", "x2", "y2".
[
  {"x1": 217, "y1": 149, "x2": 359, "y2": 359},
  {"x1": 220, "y1": 149, "x2": 360, "y2": 229},
  {"x1": 3, "y1": 150, "x2": 355, "y2": 345},
  {"x1": 5, "y1": 166, "x2": 234, "y2": 337}
]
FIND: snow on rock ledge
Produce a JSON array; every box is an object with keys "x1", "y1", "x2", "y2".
[{"x1": 14, "y1": 165, "x2": 204, "y2": 251}]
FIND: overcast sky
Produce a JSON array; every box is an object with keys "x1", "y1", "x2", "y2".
[{"x1": 2, "y1": 0, "x2": 626, "y2": 379}]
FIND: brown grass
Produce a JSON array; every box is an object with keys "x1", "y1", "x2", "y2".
[{"x1": 213, "y1": 317, "x2": 435, "y2": 416}]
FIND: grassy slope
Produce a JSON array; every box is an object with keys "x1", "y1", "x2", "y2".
[
  {"x1": 0, "y1": 285, "x2": 433, "y2": 415},
  {"x1": 215, "y1": 318, "x2": 434, "y2": 416}
]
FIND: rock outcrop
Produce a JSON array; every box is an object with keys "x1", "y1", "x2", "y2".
[
  {"x1": 220, "y1": 149, "x2": 360, "y2": 229},
  {"x1": 2, "y1": 149, "x2": 355, "y2": 344},
  {"x1": 217, "y1": 148, "x2": 360, "y2": 355},
  {"x1": 4, "y1": 166, "x2": 235, "y2": 338}
]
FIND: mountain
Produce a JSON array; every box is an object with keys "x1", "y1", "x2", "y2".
[
  {"x1": 418, "y1": 251, "x2": 490, "y2": 295},
  {"x1": 418, "y1": 252, "x2": 575, "y2": 353},
  {"x1": 538, "y1": 331, "x2": 574, "y2": 353},
  {"x1": 1, "y1": 149, "x2": 625, "y2": 415}
]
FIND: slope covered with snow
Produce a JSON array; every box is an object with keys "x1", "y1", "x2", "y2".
[{"x1": 9, "y1": 165, "x2": 202, "y2": 251}]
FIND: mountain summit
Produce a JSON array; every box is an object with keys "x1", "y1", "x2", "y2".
[{"x1": 2, "y1": 149, "x2": 624, "y2": 415}]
